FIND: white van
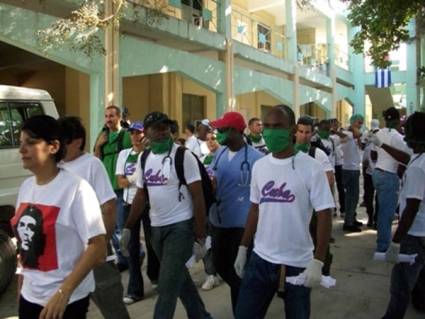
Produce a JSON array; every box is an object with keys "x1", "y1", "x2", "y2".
[{"x1": 0, "y1": 85, "x2": 58, "y2": 293}]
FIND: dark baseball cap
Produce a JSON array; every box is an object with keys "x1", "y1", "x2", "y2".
[
  {"x1": 383, "y1": 107, "x2": 400, "y2": 122},
  {"x1": 143, "y1": 112, "x2": 174, "y2": 130}
]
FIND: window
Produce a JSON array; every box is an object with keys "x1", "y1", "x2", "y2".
[
  {"x1": 183, "y1": 94, "x2": 205, "y2": 131},
  {"x1": 0, "y1": 101, "x2": 43, "y2": 148},
  {"x1": 261, "y1": 105, "x2": 273, "y2": 120},
  {"x1": 257, "y1": 24, "x2": 271, "y2": 52}
]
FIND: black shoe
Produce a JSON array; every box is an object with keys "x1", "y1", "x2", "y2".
[
  {"x1": 343, "y1": 224, "x2": 362, "y2": 232},
  {"x1": 329, "y1": 237, "x2": 336, "y2": 243},
  {"x1": 354, "y1": 220, "x2": 363, "y2": 227}
]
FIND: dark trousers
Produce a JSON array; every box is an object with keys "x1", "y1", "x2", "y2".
[
  {"x1": 334, "y1": 165, "x2": 345, "y2": 213},
  {"x1": 92, "y1": 261, "x2": 130, "y2": 319},
  {"x1": 309, "y1": 213, "x2": 332, "y2": 275},
  {"x1": 123, "y1": 204, "x2": 144, "y2": 298},
  {"x1": 151, "y1": 219, "x2": 211, "y2": 319},
  {"x1": 141, "y1": 209, "x2": 160, "y2": 283},
  {"x1": 212, "y1": 226, "x2": 245, "y2": 315},
  {"x1": 235, "y1": 252, "x2": 311, "y2": 319},
  {"x1": 383, "y1": 235, "x2": 425, "y2": 319},
  {"x1": 19, "y1": 295, "x2": 90, "y2": 319},
  {"x1": 363, "y1": 173, "x2": 378, "y2": 225}
]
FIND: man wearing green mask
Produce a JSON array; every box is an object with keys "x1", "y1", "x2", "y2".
[
  {"x1": 248, "y1": 117, "x2": 268, "y2": 154},
  {"x1": 209, "y1": 111, "x2": 263, "y2": 314},
  {"x1": 234, "y1": 105, "x2": 334, "y2": 319},
  {"x1": 121, "y1": 112, "x2": 212, "y2": 319},
  {"x1": 295, "y1": 116, "x2": 335, "y2": 185}
]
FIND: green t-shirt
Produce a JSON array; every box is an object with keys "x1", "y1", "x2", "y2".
[{"x1": 100, "y1": 129, "x2": 132, "y2": 190}]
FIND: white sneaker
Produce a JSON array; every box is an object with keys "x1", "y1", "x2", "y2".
[{"x1": 202, "y1": 275, "x2": 220, "y2": 291}]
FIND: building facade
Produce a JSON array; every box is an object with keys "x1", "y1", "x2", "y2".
[{"x1": 0, "y1": 0, "x2": 422, "y2": 147}]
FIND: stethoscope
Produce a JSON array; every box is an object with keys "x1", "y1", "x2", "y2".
[{"x1": 212, "y1": 143, "x2": 251, "y2": 187}]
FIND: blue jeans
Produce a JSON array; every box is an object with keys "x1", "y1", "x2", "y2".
[
  {"x1": 383, "y1": 235, "x2": 425, "y2": 319},
  {"x1": 235, "y1": 252, "x2": 311, "y2": 319},
  {"x1": 373, "y1": 169, "x2": 400, "y2": 252},
  {"x1": 151, "y1": 219, "x2": 212, "y2": 319},
  {"x1": 111, "y1": 190, "x2": 129, "y2": 267},
  {"x1": 342, "y1": 170, "x2": 360, "y2": 226}
]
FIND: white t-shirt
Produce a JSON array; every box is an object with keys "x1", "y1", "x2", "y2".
[
  {"x1": 250, "y1": 152, "x2": 335, "y2": 267},
  {"x1": 362, "y1": 143, "x2": 377, "y2": 175},
  {"x1": 185, "y1": 136, "x2": 208, "y2": 159},
  {"x1": 330, "y1": 135, "x2": 343, "y2": 166},
  {"x1": 312, "y1": 146, "x2": 334, "y2": 173},
  {"x1": 116, "y1": 148, "x2": 141, "y2": 204},
  {"x1": 321, "y1": 138, "x2": 336, "y2": 168},
  {"x1": 60, "y1": 153, "x2": 116, "y2": 205},
  {"x1": 399, "y1": 154, "x2": 425, "y2": 237},
  {"x1": 136, "y1": 144, "x2": 201, "y2": 227},
  {"x1": 341, "y1": 130, "x2": 361, "y2": 171},
  {"x1": 11, "y1": 170, "x2": 105, "y2": 306},
  {"x1": 375, "y1": 128, "x2": 412, "y2": 174}
]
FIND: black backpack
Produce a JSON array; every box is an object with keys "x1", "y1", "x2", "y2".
[{"x1": 140, "y1": 146, "x2": 215, "y2": 213}]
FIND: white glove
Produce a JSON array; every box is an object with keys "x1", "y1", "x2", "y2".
[
  {"x1": 385, "y1": 242, "x2": 400, "y2": 264},
  {"x1": 119, "y1": 228, "x2": 131, "y2": 258},
  {"x1": 367, "y1": 132, "x2": 383, "y2": 147},
  {"x1": 302, "y1": 259, "x2": 324, "y2": 288},
  {"x1": 193, "y1": 241, "x2": 207, "y2": 262},
  {"x1": 234, "y1": 246, "x2": 248, "y2": 278},
  {"x1": 127, "y1": 173, "x2": 138, "y2": 185}
]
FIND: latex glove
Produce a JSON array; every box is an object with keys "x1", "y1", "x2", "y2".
[
  {"x1": 234, "y1": 246, "x2": 248, "y2": 278},
  {"x1": 302, "y1": 259, "x2": 324, "y2": 288},
  {"x1": 127, "y1": 173, "x2": 138, "y2": 185},
  {"x1": 367, "y1": 132, "x2": 383, "y2": 147},
  {"x1": 385, "y1": 242, "x2": 401, "y2": 264},
  {"x1": 120, "y1": 228, "x2": 131, "y2": 258},
  {"x1": 193, "y1": 241, "x2": 207, "y2": 262}
]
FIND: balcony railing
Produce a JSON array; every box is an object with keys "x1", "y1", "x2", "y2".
[
  {"x1": 232, "y1": 6, "x2": 286, "y2": 59},
  {"x1": 128, "y1": 0, "x2": 219, "y2": 33},
  {"x1": 297, "y1": 43, "x2": 329, "y2": 76}
]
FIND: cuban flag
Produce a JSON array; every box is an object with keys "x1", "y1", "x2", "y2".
[{"x1": 375, "y1": 68, "x2": 392, "y2": 88}]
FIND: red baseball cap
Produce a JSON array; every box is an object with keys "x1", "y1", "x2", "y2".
[{"x1": 210, "y1": 112, "x2": 246, "y2": 132}]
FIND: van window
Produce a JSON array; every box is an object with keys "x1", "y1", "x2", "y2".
[{"x1": 0, "y1": 102, "x2": 43, "y2": 148}]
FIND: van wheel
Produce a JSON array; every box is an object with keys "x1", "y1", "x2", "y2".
[{"x1": 0, "y1": 230, "x2": 17, "y2": 294}]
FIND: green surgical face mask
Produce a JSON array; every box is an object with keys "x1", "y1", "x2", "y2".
[
  {"x1": 318, "y1": 130, "x2": 330, "y2": 139},
  {"x1": 216, "y1": 130, "x2": 230, "y2": 145},
  {"x1": 263, "y1": 128, "x2": 292, "y2": 153},
  {"x1": 249, "y1": 133, "x2": 262, "y2": 143},
  {"x1": 294, "y1": 143, "x2": 310, "y2": 153},
  {"x1": 150, "y1": 137, "x2": 172, "y2": 154}
]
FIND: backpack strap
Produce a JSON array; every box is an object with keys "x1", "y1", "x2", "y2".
[
  {"x1": 308, "y1": 145, "x2": 316, "y2": 158},
  {"x1": 175, "y1": 146, "x2": 187, "y2": 202},
  {"x1": 139, "y1": 149, "x2": 151, "y2": 189},
  {"x1": 116, "y1": 130, "x2": 125, "y2": 154}
]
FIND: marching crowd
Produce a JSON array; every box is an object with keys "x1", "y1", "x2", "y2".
[{"x1": 11, "y1": 103, "x2": 425, "y2": 319}]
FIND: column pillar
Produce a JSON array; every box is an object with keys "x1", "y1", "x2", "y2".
[
  {"x1": 218, "y1": 0, "x2": 234, "y2": 114},
  {"x1": 327, "y1": 16, "x2": 337, "y2": 118},
  {"x1": 285, "y1": 0, "x2": 297, "y2": 63},
  {"x1": 293, "y1": 66, "x2": 300, "y2": 119},
  {"x1": 104, "y1": 1, "x2": 120, "y2": 106},
  {"x1": 406, "y1": 20, "x2": 418, "y2": 114},
  {"x1": 349, "y1": 25, "x2": 365, "y2": 116}
]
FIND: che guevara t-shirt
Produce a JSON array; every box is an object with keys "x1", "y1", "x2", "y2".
[{"x1": 11, "y1": 170, "x2": 106, "y2": 306}]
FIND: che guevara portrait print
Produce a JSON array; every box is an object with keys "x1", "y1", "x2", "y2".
[{"x1": 12, "y1": 203, "x2": 60, "y2": 271}]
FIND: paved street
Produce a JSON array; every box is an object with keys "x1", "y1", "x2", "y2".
[{"x1": 0, "y1": 206, "x2": 423, "y2": 319}]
